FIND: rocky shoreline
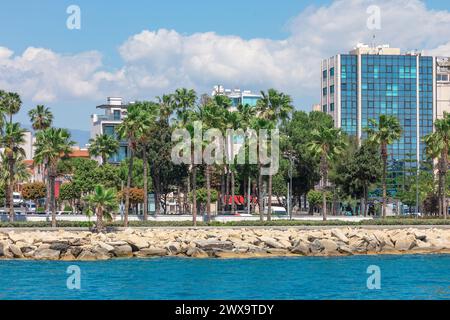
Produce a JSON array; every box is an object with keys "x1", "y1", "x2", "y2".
[{"x1": 1, "y1": 227, "x2": 450, "y2": 260}]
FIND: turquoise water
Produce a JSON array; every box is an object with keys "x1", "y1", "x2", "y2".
[{"x1": 0, "y1": 255, "x2": 449, "y2": 300}]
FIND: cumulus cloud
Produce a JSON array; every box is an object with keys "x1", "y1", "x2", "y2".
[{"x1": 1, "y1": 0, "x2": 450, "y2": 107}]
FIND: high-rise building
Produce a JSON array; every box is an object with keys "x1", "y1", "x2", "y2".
[
  {"x1": 90, "y1": 97, "x2": 129, "y2": 164},
  {"x1": 321, "y1": 44, "x2": 441, "y2": 179}
]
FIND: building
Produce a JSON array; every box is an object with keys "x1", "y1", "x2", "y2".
[
  {"x1": 321, "y1": 44, "x2": 437, "y2": 181},
  {"x1": 90, "y1": 97, "x2": 129, "y2": 164},
  {"x1": 212, "y1": 85, "x2": 261, "y2": 111},
  {"x1": 436, "y1": 57, "x2": 450, "y2": 119}
]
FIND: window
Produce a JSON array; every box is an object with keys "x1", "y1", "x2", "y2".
[
  {"x1": 330, "y1": 85, "x2": 335, "y2": 94},
  {"x1": 103, "y1": 125, "x2": 115, "y2": 137},
  {"x1": 330, "y1": 67, "x2": 335, "y2": 77},
  {"x1": 113, "y1": 110, "x2": 121, "y2": 121},
  {"x1": 322, "y1": 105, "x2": 327, "y2": 113},
  {"x1": 323, "y1": 88, "x2": 327, "y2": 96},
  {"x1": 323, "y1": 70, "x2": 327, "y2": 79},
  {"x1": 330, "y1": 103, "x2": 335, "y2": 112}
]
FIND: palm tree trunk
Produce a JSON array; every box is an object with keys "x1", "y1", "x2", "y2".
[
  {"x1": 96, "y1": 207, "x2": 103, "y2": 232},
  {"x1": 267, "y1": 173, "x2": 273, "y2": 221},
  {"x1": 206, "y1": 164, "x2": 211, "y2": 221},
  {"x1": 50, "y1": 169, "x2": 56, "y2": 228},
  {"x1": 225, "y1": 166, "x2": 230, "y2": 212},
  {"x1": 192, "y1": 165, "x2": 197, "y2": 226},
  {"x1": 231, "y1": 170, "x2": 236, "y2": 214},
  {"x1": 124, "y1": 147, "x2": 134, "y2": 227},
  {"x1": 258, "y1": 163, "x2": 264, "y2": 221},
  {"x1": 321, "y1": 155, "x2": 328, "y2": 221},
  {"x1": 8, "y1": 155, "x2": 14, "y2": 223},
  {"x1": 186, "y1": 174, "x2": 191, "y2": 214},
  {"x1": 143, "y1": 148, "x2": 148, "y2": 221},
  {"x1": 220, "y1": 168, "x2": 225, "y2": 213},
  {"x1": 381, "y1": 144, "x2": 388, "y2": 219},
  {"x1": 442, "y1": 148, "x2": 448, "y2": 219}
]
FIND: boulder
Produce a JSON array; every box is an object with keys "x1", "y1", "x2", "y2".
[
  {"x1": 70, "y1": 246, "x2": 83, "y2": 258},
  {"x1": 291, "y1": 242, "x2": 310, "y2": 255},
  {"x1": 337, "y1": 245, "x2": 353, "y2": 255},
  {"x1": 257, "y1": 236, "x2": 285, "y2": 249},
  {"x1": 112, "y1": 244, "x2": 133, "y2": 257},
  {"x1": 413, "y1": 231, "x2": 427, "y2": 241},
  {"x1": 393, "y1": 235, "x2": 417, "y2": 251},
  {"x1": 50, "y1": 242, "x2": 70, "y2": 252},
  {"x1": 165, "y1": 242, "x2": 182, "y2": 254},
  {"x1": 319, "y1": 239, "x2": 338, "y2": 253},
  {"x1": 9, "y1": 244, "x2": 24, "y2": 258},
  {"x1": 33, "y1": 248, "x2": 61, "y2": 260},
  {"x1": 310, "y1": 239, "x2": 324, "y2": 254},
  {"x1": 331, "y1": 229, "x2": 349, "y2": 244},
  {"x1": 188, "y1": 248, "x2": 209, "y2": 258},
  {"x1": 194, "y1": 240, "x2": 233, "y2": 251},
  {"x1": 96, "y1": 241, "x2": 115, "y2": 253},
  {"x1": 60, "y1": 250, "x2": 77, "y2": 261},
  {"x1": 77, "y1": 250, "x2": 98, "y2": 260},
  {"x1": 138, "y1": 248, "x2": 167, "y2": 257}
]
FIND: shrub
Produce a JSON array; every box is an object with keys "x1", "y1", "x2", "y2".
[{"x1": 21, "y1": 182, "x2": 46, "y2": 202}]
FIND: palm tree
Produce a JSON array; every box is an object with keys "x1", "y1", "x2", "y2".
[
  {"x1": 173, "y1": 89, "x2": 197, "y2": 224},
  {"x1": 307, "y1": 127, "x2": 347, "y2": 221},
  {"x1": 136, "y1": 101, "x2": 159, "y2": 221},
  {"x1": 88, "y1": 134, "x2": 120, "y2": 165},
  {"x1": 0, "y1": 153, "x2": 31, "y2": 189},
  {"x1": 0, "y1": 123, "x2": 26, "y2": 222},
  {"x1": 85, "y1": 185, "x2": 118, "y2": 232},
  {"x1": 34, "y1": 128, "x2": 75, "y2": 227},
  {"x1": 116, "y1": 104, "x2": 150, "y2": 226},
  {"x1": 424, "y1": 112, "x2": 450, "y2": 219},
  {"x1": 28, "y1": 104, "x2": 53, "y2": 209},
  {"x1": 0, "y1": 90, "x2": 6, "y2": 132},
  {"x1": 174, "y1": 88, "x2": 197, "y2": 125},
  {"x1": 256, "y1": 89, "x2": 293, "y2": 220},
  {"x1": 199, "y1": 100, "x2": 226, "y2": 220},
  {"x1": 1, "y1": 91, "x2": 21, "y2": 124},
  {"x1": 28, "y1": 105, "x2": 53, "y2": 131},
  {"x1": 250, "y1": 117, "x2": 275, "y2": 221},
  {"x1": 365, "y1": 115, "x2": 402, "y2": 219}
]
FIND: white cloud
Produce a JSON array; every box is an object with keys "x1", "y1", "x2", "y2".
[{"x1": 1, "y1": 0, "x2": 450, "y2": 107}]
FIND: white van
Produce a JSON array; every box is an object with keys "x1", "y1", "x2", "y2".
[{"x1": 13, "y1": 192, "x2": 23, "y2": 207}]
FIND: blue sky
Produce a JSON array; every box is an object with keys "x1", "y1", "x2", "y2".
[{"x1": 1, "y1": 0, "x2": 450, "y2": 133}]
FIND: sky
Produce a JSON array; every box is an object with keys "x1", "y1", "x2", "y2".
[{"x1": 1, "y1": 0, "x2": 450, "y2": 131}]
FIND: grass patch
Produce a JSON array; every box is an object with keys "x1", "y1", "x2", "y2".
[{"x1": 0, "y1": 218, "x2": 449, "y2": 228}]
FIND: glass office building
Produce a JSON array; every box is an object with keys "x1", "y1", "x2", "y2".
[{"x1": 321, "y1": 45, "x2": 437, "y2": 189}]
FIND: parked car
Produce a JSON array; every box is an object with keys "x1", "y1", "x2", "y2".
[
  {"x1": 24, "y1": 201, "x2": 36, "y2": 214},
  {"x1": 265, "y1": 206, "x2": 288, "y2": 215}
]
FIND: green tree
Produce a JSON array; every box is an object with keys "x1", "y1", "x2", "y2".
[
  {"x1": 59, "y1": 182, "x2": 82, "y2": 212},
  {"x1": 307, "y1": 127, "x2": 347, "y2": 221},
  {"x1": 1, "y1": 91, "x2": 21, "y2": 124},
  {"x1": 34, "y1": 128, "x2": 75, "y2": 227},
  {"x1": 88, "y1": 134, "x2": 119, "y2": 165},
  {"x1": 116, "y1": 104, "x2": 150, "y2": 226},
  {"x1": 256, "y1": 89, "x2": 293, "y2": 220},
  {"x1": 28, "y1": 105, "x2": 53, "y2": 131},
  {"x1": 424, "y1": 112, "x2": 450, "y2": 219},
  {"x1": 366, "y1": 115, "x2": 403, "y2": 219},
  {"x1": 0, "y1": 122, "x2": 26, "y2": 221},
  {"x1": 85, "y1": 185, "x2": 118, "y2": 232},
  {"x1": 135, "y1": 101, "x2": 159, "y2": 221}
]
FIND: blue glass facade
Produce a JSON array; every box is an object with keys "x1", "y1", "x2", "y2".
[
  {"x1": 323, "y1": 52, "x2": 435, "y2": 188},
  {"x1": 340, "y1": 55, "x2": 358, "y2": 136}
]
